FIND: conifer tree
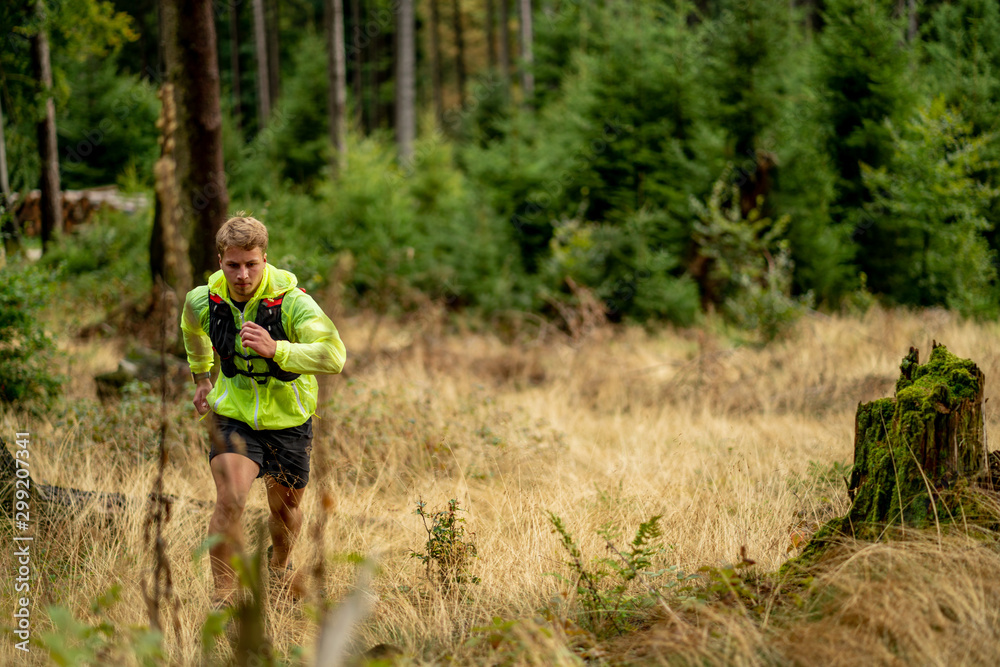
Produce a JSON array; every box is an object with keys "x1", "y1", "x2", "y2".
[{"x1": 816, "y1": 0, "x2": 913, "y2": 294}]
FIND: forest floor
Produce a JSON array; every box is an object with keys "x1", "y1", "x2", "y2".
[{"x1": 4, "y1": 303, "x2": 1000, "y2": 665}]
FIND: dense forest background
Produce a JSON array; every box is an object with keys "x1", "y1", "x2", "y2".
[{"x1": 3, "y1": 0, "x2": 1000, "y2": 333}]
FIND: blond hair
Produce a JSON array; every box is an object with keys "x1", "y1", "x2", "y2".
[{"x1": 216, "y1": 214, "x2": 269, "y2": 257}]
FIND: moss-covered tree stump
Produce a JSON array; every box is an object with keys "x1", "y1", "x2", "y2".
[{"x1": 795, "y1": 344, "x2": 989, "y2": 564}]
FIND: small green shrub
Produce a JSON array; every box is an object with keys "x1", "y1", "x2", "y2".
[
  {"x1": 0, "y1": 263, "x2": 61, "y2": 408},
  {"x1": 411, "y1": 498, "x2": 480, "y2": 593},
  {"x1": 39, "y1": 585, "x2": 164, "y2": 666},
  {"x1": 691, "y1": 167, "x2": 813, "y2": 342},
  {"x1": 547, "y1": 513, "x2": 688, "y2": 638},
  {"x1": 40, "y1": 208, "x2": 152, "y2": 309}
]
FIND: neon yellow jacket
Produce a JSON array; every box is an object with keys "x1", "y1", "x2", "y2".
[{"x1": 181, "y1": 264, "x2": 346, "y2": 429}]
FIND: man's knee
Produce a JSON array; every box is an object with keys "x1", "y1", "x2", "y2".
[
  {"x1": 266, "y1": 484, "x2": 304, "y2": 524},
  {"x1": 268, "y1": 497, "x2": 302, "y2": 524},
  {"x1": 211, "y1": 490, "x2": 249, "y2": 529}
]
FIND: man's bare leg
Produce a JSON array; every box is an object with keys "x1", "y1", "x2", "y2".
[
  {"x1": 208, "y1": 453, "x2": 260, "y2": 602},
  {"x1": 265, "y1": 478, "x2": 306, "y2": 572}
]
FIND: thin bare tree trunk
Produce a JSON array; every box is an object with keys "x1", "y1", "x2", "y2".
[
  {"x1": 267, "y1": 0, "x2": 281, "y2": 102},
  {"x1": 396, "y1": 0, "x2": 415, "y2": 163},
  {"x1": 429, "y1": 0, "x2": 444, "y2": 125},
  {"x1": 907, "y1": 0, "x2": 917, "y2": 43},
  {"x1": 0, "y1": 95, "x2": 10, "y2": 198},
  {"x1": 253, "y1": 0, "x2": 271, "y2": 125},
  {"x1": 229, "y1": 0, "x2": 243, "y2": 130},
  {"x1": 451, "y1": 0, "x2": 467, "y2": 105},
  {"x1": 351, "y1": 0, "x2": 363, "y2": 130},
  {"x1": 369, "y1": 20, "x2": 379, "y2": 130},
  {"x1": 326, "y1": 0, "x2": 348, "y2": 174},
  {"x1": 498, "y1": 0, "x2": 510, "y2": 89},
  {"x1": 485, "y1": 0, "x2": 496, "y2": 70},
  {"x1": 518, "y1": 0, "x2": 533, "y2": 103},
  {"x1": 30, "y1": 1, "x2": 62, "y2": 253}
]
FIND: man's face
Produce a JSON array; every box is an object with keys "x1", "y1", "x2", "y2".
[{"x1": 219, "y1": 246, "x2": 266, "y2": 301}]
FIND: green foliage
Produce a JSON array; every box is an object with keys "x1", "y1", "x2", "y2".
[
  {"x1": 0, "y1": 262, "x2": 60, "y2": 408},
  {"x1": 267, "y1": 32, "x2": 331, "y2": 188},
  {"x1": 467, "y1": 1, "x2": 721, "y2": 276},
  {"x1": 39, "y1": 584, "x2": 164, "y2": 667},
  {"x1": 5, "y1": 0, "x2": 1000, "y2": 335},
  {"x1": 46, "y1": 0, "x2": 139, "y2": 60},
  {"x1": 304, "y1": 134, "x2": 529, "y2": 314},
  {"x1": 57, "y1": 57, "x2": 160, "y2": 189},
  {"x1": 706, "y1": 0, "x2": 792, "y2": 160},
  {"x1": 695, "y1": 556, "x2": 760, "y2": 607},
  {"x1": 529, "y1": 0, "x2": 604, "y2": 109},
  {"x1": 411, "y1": 498, "x2": 480, "y2": 593},
  {"x1": 691, "y1": 169, "x2": 813, "y2": 341},
  {"x1": 921, "y1": 0, "x2": 1000, "y2": 136},
  {"x1": 816, "y1": 0, "x2": 914, "y2": 218},
  {"x1": 546, "y1": 512, "x2": 687, "y2": 638},
  {"x1": 40, "y1": 208, "x2": 152, "y2": 308},
  {"x1": 0, "y1": 0, "x2": 141, "y2": 191},
  {"x1": 860, "y1": 100, "x2": 999, "y2": 315},
  {"x1": 546, "y1": 209, "x2": 700, "y2": 324}
]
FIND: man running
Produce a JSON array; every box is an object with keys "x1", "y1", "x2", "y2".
[{"x1": 181, "y1": 215, "x2": 346, "y2": 603}]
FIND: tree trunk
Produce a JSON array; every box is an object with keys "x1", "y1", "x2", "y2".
[
  {"x1": 252, "y1": 0, "x2": 271, "y2": 125},
  {"x1": 907, "y1": 0, "x2": 917, "y2": 43},
  {"x1": 485, "y1": 0, "x2": 496, "y2": 70},
  {"x1": 326, "y1": 0, "x2": 348, "y2": 174},
  {"x1": 161, "y1": 0, "x2": 229, "y2": 286},
  {"x1": 429, "y1": 0, "x2": 444, "y2": 125},
  {"x1": 0, "y1": 93, "x2": 17, "y2": 256},
  {"x1": 151, "y1": 83, "x2": 192, "y2": 298},
  {"x1": 396, "y1": 0, "x2": 416, "y2": 163},
  {"x1": 369, "y1": 15, "x2": 379, "y2": 130},
  {"x1": 498, "y1": 0, "x2": 511, "y2": 89},
  {"x1": 351, "y1": 0, "x2": 363, "y2": 130},
  {"x1": 267, "y1": 0, "x2": 281, "y2": 102},
  {"x1": 30, "y1": 1, "x2": 62, "y2": 254},
  {"x1": 518, "y1": 0, "x2": 533, "y2": 103},
  {"x1": 790, "y1": 344, "x2": 991, "y2": 571},
  {"x1": 0, "y1": 94, "x2": 10, "y2": 199},
  {"x1": 847, "y1": 344, "x2": 987, "y2": 532},
  {"x1": 229, "y1": 0, "x2": 243, "y2": 130},
  {"x1": 451, "y1": 0, "x2": 467, "y2": 106}
]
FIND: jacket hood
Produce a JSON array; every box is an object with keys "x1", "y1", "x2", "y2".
[{"x1": 208, "y1": 263, "x2": 298, "y2": 301}]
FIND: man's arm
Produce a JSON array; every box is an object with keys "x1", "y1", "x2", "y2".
[
  {"x1": 181, "y1": 287, "x2": 214, "y2": 374},
  {"x1": 181, "y1": 288, "x2": 215, "y2": 414},
  {"x1": 271, "y1": 291, "x2": 346, "y2": 375}
]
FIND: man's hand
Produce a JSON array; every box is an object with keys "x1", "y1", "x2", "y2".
[
  {"x1": 194, "y1": 378, "x2": 213, "y2": 415},
  {"x1": 240, "y1": 321, "x2": 277, "y2": 359}
]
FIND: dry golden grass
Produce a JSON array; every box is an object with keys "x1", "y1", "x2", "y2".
[{"x1": 3, "y1": 305, "x2": 1000, "y2": 665}]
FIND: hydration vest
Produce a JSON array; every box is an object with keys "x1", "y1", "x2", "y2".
[{"x1": 208, "y1": 291, "x2": 301, "y2": 383}]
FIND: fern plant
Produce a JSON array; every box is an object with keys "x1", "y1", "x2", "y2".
[{"x1": 547, "y1": 513, "x2": 688, "y2": 638}]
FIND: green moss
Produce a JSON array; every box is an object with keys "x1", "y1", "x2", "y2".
[
  {"x1": 794, "y1": 345, "x2": 987, "y2": 565},
  {"x1": 895, "y1": 345, "x2": 981, "y2": 404},
  {"x1": 780, "y1": 517, "x2": 847, "y2": 577}
]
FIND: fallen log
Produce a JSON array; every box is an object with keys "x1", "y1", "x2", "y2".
[
  {"x1": 11, "y1": 187, "x2": 148, "y2": 235},
  {"x1": 0, "y1": 435, "x2": 211, "y2": 518}
]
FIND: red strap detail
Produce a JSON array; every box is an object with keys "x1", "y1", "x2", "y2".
[
  {"x1": 210, "y1": 293, "x2": 224, "y2": 303},
  {"x1": 299, "y1": 287, "x2": 307, "y2": 293},
  {"x1": 262, "y1": 296, "x2": 284, "y2": 308}
]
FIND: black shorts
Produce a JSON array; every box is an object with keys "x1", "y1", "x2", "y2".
[{"x1": 209, "y1": 414, "x2": 313, "y2": 489}]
